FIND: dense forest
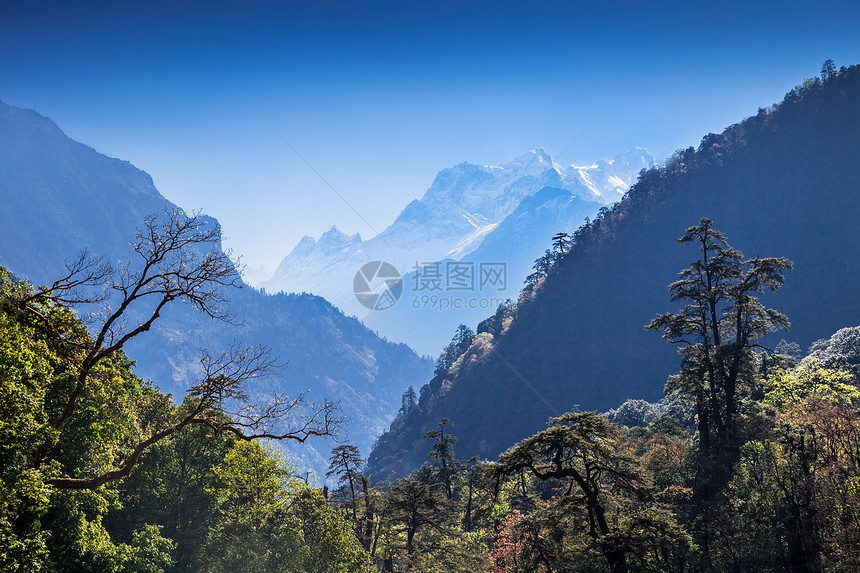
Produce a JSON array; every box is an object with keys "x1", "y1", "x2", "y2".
[
  {"x1": 330, "y1": 216, "x2": 860, "y2": 572},
  {"x1": 0, "y1": 210, "x2": 373, "y2": 572},
  {"x1": 3, "y1": 63, "x2": 860, "y2": 572},
  {"x1": 5, "y1": 215, "x2": 860, "y2": 572}
]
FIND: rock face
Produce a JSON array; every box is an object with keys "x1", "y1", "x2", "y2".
[
  {"x1": 366, "y1": 67, "x2": 860, "y2": 482},
  {"x1": 0, "y1": 98, "x2": 433, "y2": 479},
  {"x1": 0, "y1": 98, "x2": 177, "y2": 281},
  {"x1": 262, "y1": 146, "x2": 653, "y2": 354}
]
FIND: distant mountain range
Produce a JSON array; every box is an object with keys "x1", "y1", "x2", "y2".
[
  {"x1": 0, "y1": 98, "x2": 433, "y2": 478},
  {"x1": 262, "y1": 147, "x2": 653, "y2": 355},
  {"x1": 366, "y1": 65, "x2": 860, "y2": 482}
]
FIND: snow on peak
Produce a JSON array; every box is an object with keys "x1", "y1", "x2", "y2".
[
  {"x1": 319, "y1": 225, "x2": 361, "y2": 247},
  {"x1": 532, "y1": 147, "x2": 553, "y2": 163},
  {"x1": 503, "y1": 148, "x2": 557, "y2": 172},
  {"x1": 287, "y1": 235, "x2": 316, "y2": 258},
  {"x1": 263, "y1": 146, "x2": 651, "y2": 316},
  {"x1": 613, "y1": 147, "x2": 654, "y2": 172},
  {"x1": 418, "y1": 148, "x2": 566, "y2": 224},
  {"x1": 290, "y1": 226, "x2": 363, "y2": 261},
  {"x1": 563, "y1": 147, "x2": 654, "y2": 203}
]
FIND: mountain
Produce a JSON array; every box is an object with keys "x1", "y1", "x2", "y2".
[
  {"x1": 0, "y1": 99, "x2": 178, "y2": 279},
  {"x1": 362, "y1": 186, "x2": 603, "y2": 355},
  {"x1": 366, "y1": 66, "x2": 860, "y2": 481},
  {"x1": 242, "y1": 263, "x2": 272, "y2": 287},
  {"x1": 263, "y1": 147, "x2": 653, "y2": 354},
  {"x1": 0, "y1": 98, "x2": 433, "y2": 477}
]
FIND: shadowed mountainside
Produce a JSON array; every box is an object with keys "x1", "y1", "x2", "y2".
[{"x1": 367, "y1": 65, "x2": 860, "y2": 481}]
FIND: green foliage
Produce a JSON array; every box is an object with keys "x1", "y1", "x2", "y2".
[
  {"x1": 721, "y1": 396, "x2": 860, "y2": 570},
  {"x1": 303, "y1": 327, "x2": 860, "y2": 572},
  {"x1": 0, "y1": 279, "x2": 54, "y2": 570},
  {"x1": 0, "y1": 267, "x2": 371, "y2": 572},
  {"x1": 524, "y1": 232, "x2": 573, "y2": 290},
  {"x1": 434, "y1": 325, "x2": 475, "y2": 376},
  {"x1": 808, "y1": 326, "x2": 860, "y2": 379},
  {"x1": 424, "y1": 418, "x2": 457, "y2": 499},
  {"x1": 475, "y1": 300, "x2": 516, "y2": 338},
  {"x1": 198, "y1": 440, "x2": 371, "y2": 573},
  {"x1": 122, "y1": 525, "x2": 176, "y2": 573},
  {"x1": 763, "y1": 357, "x2": 860, "y2": 406},
  {"x1": 287, "y1": 488, "x2": 373, "y2": 573}
]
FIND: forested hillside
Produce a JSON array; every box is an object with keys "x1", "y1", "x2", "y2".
[
  {"x1": 331, "y1": 322, "x2": 860, "y2": 572},
  {"x1": 367, "y1": 64, "x2": 860, "y2": 481},
  {"x1": 6, "y1": 222, "x2": 860, "y2": 571},
  {"x1": 318, "y1": 214, "x2": 860, "y2": 572},
  {"x1": 0, "y1": 265, "x2": 372, "y2": 572},
  {"x1": 0, "y1": 99, "x2": 433, "y2": 475}
]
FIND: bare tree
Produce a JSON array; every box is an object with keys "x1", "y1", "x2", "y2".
[
  {"x1": 45, "y1": 343, "x2": 340, "y2": 489},
  {"x1": 14, "y1": 209, "x2": 340, "y2": 488}
]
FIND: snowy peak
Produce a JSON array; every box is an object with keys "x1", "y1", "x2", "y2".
[
  {"x1": 420, "y1": 148, "x2": 564, "y2": 223},
  {"x1": 423, "y1": 163, "x2": 496, "y2": 205},
  {"x1": 532, "y1": 146, "x2": 553, "y2": 163},
  {"x1": 280, "y1": 226, "x2": 361, "y2": 262},
  {"x1": 392, "y1": 199, "x2": 432, "y2": 226},
  {"x1": 564, "y1": 147, "x2": 655, "y2": 203},
  {"x1": 287, "y1": 235, "x2": 317, "y2": 258},
  {"x1": 262, "y1": 224, "x2": 365, "y2": 302},
  {"x1": 504, "y1": 147, "x2": 557, "y2": 172},
  {"x1": 317, "y1": 225, "x2": 362, "y2": 254},
  {"x1": 609, "y1": 147, "x2": 655, "y2": 181},
  {"x1": 263, "y1": 147, "x2": 651, "y2": 317}
]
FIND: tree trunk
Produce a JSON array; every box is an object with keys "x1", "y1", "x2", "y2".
[{"x1": 361, "y1": 476, "x2": 374, "y2": 552}]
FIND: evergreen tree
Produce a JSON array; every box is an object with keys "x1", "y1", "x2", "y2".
[
  {"x1": 647, "y1": 218, "x2": 792, "y2": 457},
  {"x1": 327, "y1": 444, "x2": 365, "y2": 522},
  {"x1": 424, "y1": 418, "x2": 457, "y2": 500},
  {"x1": 434, "y1": 325, "x2": 475, "y2": 376},
  {"x1": 400, "y1": 386, "x2": 417, "y2": 414},
  {"x1": 821, "y1": 58, "x2": 837, "y2": 80},
  {"x1": 646, "y1": 218, "x2": 792, "y2": 566}
]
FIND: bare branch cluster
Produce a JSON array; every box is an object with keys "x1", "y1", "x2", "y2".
[{"x1": 14, "y1": 209, "x2": 341, "y2": 489}]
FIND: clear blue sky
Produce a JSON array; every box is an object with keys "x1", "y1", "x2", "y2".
[{"x1": 2, "y1": 0, "x2": 859, "y2": 271}]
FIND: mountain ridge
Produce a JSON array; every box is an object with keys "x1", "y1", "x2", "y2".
[
  {"x1": 262, "y1": 147, "x2": 653, "y2": 353},
  {"x1": 366, "y1": 65, "x2": 860, "y2": 482}
]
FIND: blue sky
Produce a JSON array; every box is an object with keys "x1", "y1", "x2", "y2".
[{"x1": 2, "y1": 0, "x2": 859, "y2": 271}]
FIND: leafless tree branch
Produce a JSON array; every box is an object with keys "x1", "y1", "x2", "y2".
[{"x1": 45, "y1": 343, "x2": 341, "y2": 489}]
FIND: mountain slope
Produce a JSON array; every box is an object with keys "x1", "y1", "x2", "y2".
[
  {"x1": 362, "y1": 186, "x2": 604, "y2": 355},
  {"x1": 0, "y1": 99, "x2": 433, "y2": 477},
  {"x1": 0, "y1": 99, "x2": 177, "y2": 278},
  {"x1": 366, "y1": 66, "x2": 860, "y2": 481}
]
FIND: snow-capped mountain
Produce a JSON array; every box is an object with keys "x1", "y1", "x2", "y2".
[
  {"x1": 261, "y1": 147, "x2": 654, "y2": 330},
  {"x1": 562, "y1": 148, "x2": 655, "y2": 203},
  {"x1": 363, "y1": 186, "x2": 606, "y2": 354}
]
